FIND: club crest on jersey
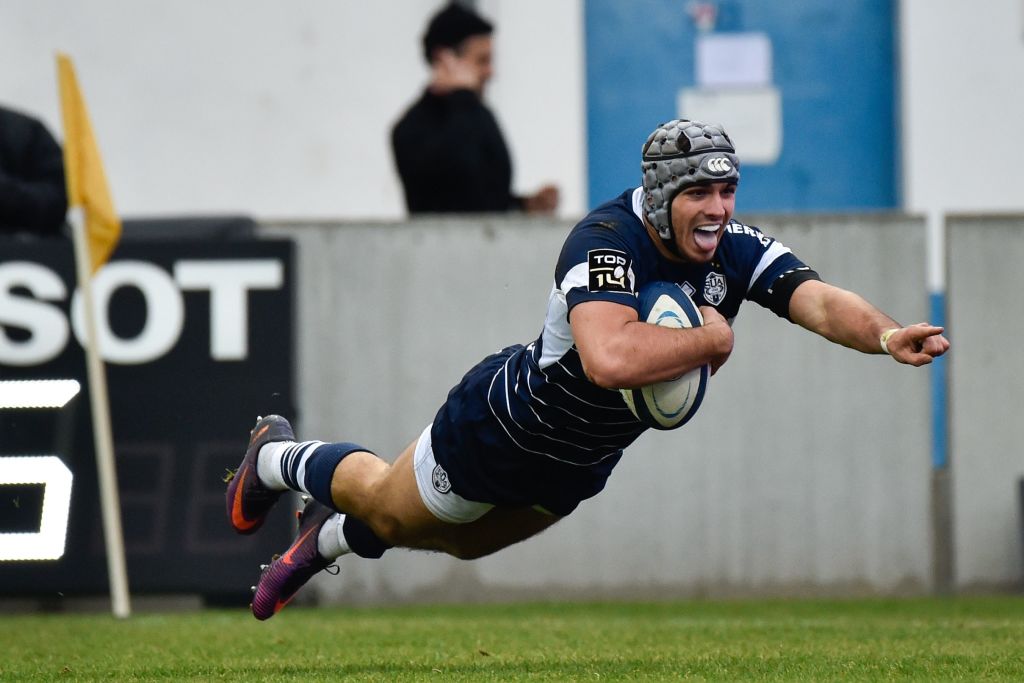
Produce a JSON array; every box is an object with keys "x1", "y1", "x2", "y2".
[
  {"x1": 432, "y1": 464, "x2": 452, "y2": 494},
  {"x1": 704, "y1": 272, "x2": 727, "y2": 306},
  {"x1": 588, "y1": 248, "x2": 631, "y2": 293}
]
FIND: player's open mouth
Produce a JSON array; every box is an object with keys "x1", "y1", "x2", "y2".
[{"x1": 693, "y1": 224, "x2": 721, "y2": 252}]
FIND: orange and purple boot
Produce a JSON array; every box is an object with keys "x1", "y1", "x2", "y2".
[
  {"x1": 250, "y1": 499, "x2": 336, "y2": 620},
  {"x1": 225, "y1": 415, "x2": 294, "y2": 535}
]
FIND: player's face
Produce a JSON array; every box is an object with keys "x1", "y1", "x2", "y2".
[
  {"x1": 669, "y1": 182, "x2": 736, "y2": 262},
  {"x1": 456, "y1": 35, "x2": 494, "y2": 94}
]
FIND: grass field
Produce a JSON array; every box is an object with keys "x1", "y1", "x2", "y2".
[{"x1": 1, "y1": 597, "x2": 1022, "y2": 681}]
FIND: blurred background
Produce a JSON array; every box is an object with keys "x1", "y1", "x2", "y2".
[
  {"x1": 4, "y1": 0, "x2": 1022, "y2": 220},
  {"x1": 1, "y1": 0, "x2": 1022, "y2": 609}
]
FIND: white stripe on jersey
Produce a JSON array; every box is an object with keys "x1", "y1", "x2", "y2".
[
  {"x1": 526, "y1": 400, "x2": 555, "y2": 430},
  {"x1": 535, "y1": 363, "x2": 627, "y2": 411},
  {"x1": 529, "y1": 387, "x2": 637, "y2": 426},
  {"x1": 631, "y1": 186, "x2": 645, "y2": 221},
  {"x1": 523, "y1": 364, "x2": 555, "y2": 428},
  {"x1": 747, "y1": 241, "x2": 793, "y2": 293},
  {"x1": 488, "y1": 354, "x2": 629, "y2": 466},
  {"x1": 538, "y1": 282, "x2": 574, "y2": 369},
  {"x1": 555, "y1": 359, "x2": 580, "y2": 378}
]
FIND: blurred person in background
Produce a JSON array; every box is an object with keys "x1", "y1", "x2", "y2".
[
  {"x1": 391, "y1": 2, "x2": 559, "y2": 215},
  {"x1": 0, "y1": 104, "x2": 68, "y2": 237}
]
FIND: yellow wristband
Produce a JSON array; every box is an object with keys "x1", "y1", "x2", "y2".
[{"x1": 880, "y1": 328, "x2": 900, "y2": 355}]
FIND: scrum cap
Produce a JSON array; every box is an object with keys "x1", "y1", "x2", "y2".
[{"x1": 641, "y1": 119, "x2": 740, "y2": 240}]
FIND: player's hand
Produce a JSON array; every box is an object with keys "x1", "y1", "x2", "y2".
[
  {"x1": 699, "y1": 306, "x2": 733, "y2": 376},
  {"x1": 885, "y1": 323, "x2": 950, "y2": 366}
]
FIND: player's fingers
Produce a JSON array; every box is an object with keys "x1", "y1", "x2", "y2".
[
  {"x1": 921, "y1": 336, "x2": 949, "y2": 357},
  {"x1": 902, "y1": 351, "x2": 934, "y2": 367},
  {"x1": 699, "y1": 306, "x2": 726, "y2": 324},
  {"x1": 898, "y1": 335, "x2": 949, "y2": 364},
  {"x1": 906, "y1": 323, "x2": 943, "y2": 340}
]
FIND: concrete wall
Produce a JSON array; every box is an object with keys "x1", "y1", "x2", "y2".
[
  {"x1": 254, "y1": 212, "x2": 1021, "y2": 605},
  {"x1": 947, "y1": 215, "x2": 1024, "y2": 589}
]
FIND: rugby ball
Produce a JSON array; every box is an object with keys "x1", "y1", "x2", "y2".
[{"x1": 620, "y1": 281, "x2": 709, "y2": 430}]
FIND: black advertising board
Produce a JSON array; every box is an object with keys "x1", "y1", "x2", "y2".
[{"x1": 0, "y1": 237, "x2": 296, "y2": 600}]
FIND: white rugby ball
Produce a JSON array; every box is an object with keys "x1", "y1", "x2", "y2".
[{"x1": 620, "y1": 281, "x2": 709, "y2": 430}]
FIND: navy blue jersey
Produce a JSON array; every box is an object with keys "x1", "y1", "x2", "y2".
[{"x1": 431, "y1": 188, "x2": 813, "y2": 515}]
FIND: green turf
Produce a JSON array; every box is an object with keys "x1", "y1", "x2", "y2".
[{"x1": 1, "y1": 598, "x2": 1022, "y2": 681}]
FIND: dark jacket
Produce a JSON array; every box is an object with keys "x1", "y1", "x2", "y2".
[
  {"x1": 391, "y1": 88, "x2": 522, "y2": 214},
  {"x1": 0, "y1": 105, "x2": 68, "y2": 235}
]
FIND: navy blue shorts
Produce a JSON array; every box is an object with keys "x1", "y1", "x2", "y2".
[{"x1": 430, "y1": 346, "x2": 623, "y2": 517}]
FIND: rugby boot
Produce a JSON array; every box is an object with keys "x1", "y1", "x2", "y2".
[
  {"x1": 250, "y1": 499, "x2": 336, "y2": 620},
  {"x1": 225, "y1": 414, "x2": 295, "y2": 535}
]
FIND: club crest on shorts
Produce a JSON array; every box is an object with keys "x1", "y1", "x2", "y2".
[
  {"x1": 432, "y1": 464, "x2": 452, "y2": 494},
  {"x1": 704, "y1": 272, "x2": 726, "y2": 306}
]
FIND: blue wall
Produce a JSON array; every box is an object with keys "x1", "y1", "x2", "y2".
[{"x1": 585, "y1": 0, "x2": 897, "y2": 212}]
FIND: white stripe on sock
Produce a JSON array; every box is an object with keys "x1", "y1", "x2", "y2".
[
  {"x1": 292, "y1": 441, "x2": 325, "y2": 494},
  {"x1": 256, "y1": 441, "x2": 294, "y2": 490},
  {"x1": 259, "y1": 440, "x2": 326, "y2": 495}
]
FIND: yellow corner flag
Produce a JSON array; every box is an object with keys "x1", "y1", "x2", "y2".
[
  {"x1": 56, "y1": 54, "x2": 133, "y2": 618},
  {"x1": 56, "y1": 53, "x2": 122, "y2": 273}
]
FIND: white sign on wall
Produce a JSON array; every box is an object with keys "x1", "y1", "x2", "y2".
[{"x1": 681, "y1": 32, "x2": 782, "y2": 165}]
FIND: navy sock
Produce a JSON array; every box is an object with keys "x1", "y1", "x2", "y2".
[
  {"x1": 280, "y1": 441, "x2": 369, "y2": 512},
  {"x1": 343, "y1": 515, "x2": 392, "y2": 559}
]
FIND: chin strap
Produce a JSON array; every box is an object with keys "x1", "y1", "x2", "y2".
[
  {"x1": 643, "y1": 211, "x2": 689, "y2": 262},
  {"x1": 662, "y1": 235, "x2": 686, "y2": 260}
]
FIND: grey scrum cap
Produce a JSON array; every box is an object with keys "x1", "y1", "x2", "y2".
[{"x1": 641, "y1": 119, "x2": 740, "y2": 240}]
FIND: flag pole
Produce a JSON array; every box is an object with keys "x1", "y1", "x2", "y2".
[
  {"x1": 68, "y1": 206, "x2": 131, "y2": 618},
  {"x1": 58, "y1": 53, "x2": 131, "y2": 618}
]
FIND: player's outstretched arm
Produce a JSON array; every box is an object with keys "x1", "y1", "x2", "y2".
[{"x1": 788, "y1": 280, "x2": 949, "y2": 366}]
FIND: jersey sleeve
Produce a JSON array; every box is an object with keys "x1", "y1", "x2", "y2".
[
  {"x1": 556, "y1": 220, "x2": 641, "y2": 317},
  {"x1": 735, "y1": 223, "x2": 821, "y2": 320}
]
